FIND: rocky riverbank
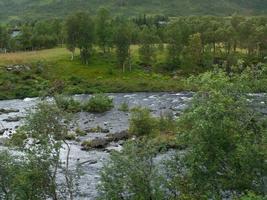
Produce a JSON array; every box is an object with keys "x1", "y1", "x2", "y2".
[{"x1": 0, "y1": 92, "x2": 266, "y2": 199}]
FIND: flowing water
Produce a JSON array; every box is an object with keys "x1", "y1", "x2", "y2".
[{"x1": 0, "y1": 92, "x2": 266, "y2": 199}]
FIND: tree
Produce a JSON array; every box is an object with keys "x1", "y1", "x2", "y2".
[
  {"x1": 138, "y1": 26, "x2": 159, "y2": 65},
  {"x1": 166, "y1": 23, "x2": 184, "y2": 69},
  {"x1": 113, "y1": 20, "x2": 132, "y2": 72},
  {"x1": 0, "y1": 25, "x2": 9, "y2": 52},
  {"x1": 4, "y1": 102, "x2": 79, "y2": 200},
  {"x1": 230, "y1": 15, "x2": 245, "y2": 52},
  {"x1": 19, "y1": 25, "x2": 33, "y2": 51},
  {"x1": 76, "y1": 12, "x2": 95, "y2": 65},
  {"x1": 96, "y1": 8, "x2": 112, "y2": 54},
  {"x1": 65, "y1": 12, "x2": 95, "y2": 64},
  {"x1": 202, "y1": 20, "x2": 221, "y2": 59},
  {"x1": 182, "y1": 33, "x2": 203, "y2": 68},
  {"x1": 98, "y1": 140, "x2": 164, "y2": 200},
  {"x1": 166, "y1": 71, "x2": 267, "y2": 199},
  {"x1": 65, "y1": 14, "x2": 79, "y2": 60}
]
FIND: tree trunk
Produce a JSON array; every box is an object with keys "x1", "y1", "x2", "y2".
[
  {"x1": 63, "y1": 140, "x2": 74, "y2": 200},
  {"x1": 71, "y1": 49, "x2": 75, "y2": 61}
]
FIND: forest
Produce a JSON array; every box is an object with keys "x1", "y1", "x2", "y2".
[
  {"x1": 2, "y1": 13, "x2": 267, "y2": 68},
  {"x1": 1, "y1": 0, "x2": 267, "y2": 23}
]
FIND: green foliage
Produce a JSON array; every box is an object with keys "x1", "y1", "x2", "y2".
[
  {"x1": 75, "y1": 128, "x2": 87, "y2": 136},
  {"x1": 187, "y1": 64, "x2": 267, "y2": 93},
  {"x1": 1, "y1": 0, "x2": 267, "y2": 23},
  {"x1": 166, "y1": 23, "x2": 183, "y2": 69},
  {"x1": 98, "y1": 140, "x2": 164, "y2": 200},
  {"x1": 0, "y1": 150, "x2": 57, "y2": 200},
  {"x1": 2, "y1": 102, "x2": 78, "y2": 199},
  {"x1": 118, "y1": 101, "x2": 129, "y2": 112},
  {"x1": 96, "y1": 8, "x2": 113, "y2": 53},
  {"x1": 240, "y1": 193, "x2": 267, "y2": 200},
  {"x1": 7, "y1": 131, "x2": 27, "y2": 147},
  {"x1": 129, "y1": 107, "x2": 156, "y2": 136},
  {"x1": 83, "y1": 94, "x2": 114, "y2": 113},
  {"x1": 166, "y1": 72, "x2": 267, "y2": 199},
  {"x1": 22, "y1": 102, "x2": 69, "y2": 142},
  {"x1": 182, "y1": 33, "x2": 203, "y2": 68},
  {"x1": 81, "y1": 140, "x2": 93, "y2": 150},
  {"x1": 65, "y1": 12, "x2": 95, "y2": 64},
  {"x1": 113, "y1": 20, "x2": 133, "y2": 71},
  {"x1": 158, "y1": 112, "x2": 176, "y2": 134},
  {"x1": 54, "y1": 95, "x2": 82, "y2": 113},
  {"x1": 138, "y1": 26, "x2": 159, "y2": 65},
  {"x1": 65, "y1": 133, "x2": 77, "y2": 140}
]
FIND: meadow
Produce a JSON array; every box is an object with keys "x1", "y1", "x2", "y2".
[{"x1": 0, "y1": 47, "x2": 186, "y2": 100}]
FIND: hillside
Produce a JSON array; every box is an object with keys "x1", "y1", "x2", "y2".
[{"x1": 0, "y1": 0, "x2": 267, "y2": 22}]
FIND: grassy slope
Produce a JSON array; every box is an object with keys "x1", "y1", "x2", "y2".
[{"x1": 0, "y1": 47, "x2": 185, "y2": 100}]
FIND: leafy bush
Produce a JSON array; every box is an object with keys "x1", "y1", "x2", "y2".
[
  {"x1": 83, "y1": 94, "x2": 113, "y2": 113},
  {"x1": 6, "y1": 131, "x2": 27, "y2": 147},
  {"x1": 98, "y1": 140, "x2": 164, "y2": 200},
  {"x1": 64, "y1": 133, "x2": 76, "y2": 140},
  {"x1": 75, "y1": 128, "x2": 87, "y2": 136},
  {"x1": 166, "y1": 75, "x2": 267, "y2": 199},
  {"x1": 54, "y1": 95, "x2": 82, "y2": 113},
  {"x1": 118, "y1": 101, "x2": 129, "y2": 112},
  {"x1": 240, "y1": 193, "x2": 267, "y2": 200},
  {"x1": 158, "y1": 112, "x2": 176, "y2": 134},
  {"x1": 129, "y1": 107, "x2": 157, "y2": 136},
  {"x1": 3, "y1": 102, "x2": 79, "y2": 199}
]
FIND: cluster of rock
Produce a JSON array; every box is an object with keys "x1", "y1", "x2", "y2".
[
  {"x1": 0, "y1": 108, "x2": 21, "y2": 136},
  {"x1": 81, "y1": 130, "x2": 130, "y2": 150},
  {"x1": 5, "y1": 65, "x2": 31, "y2": 73}
]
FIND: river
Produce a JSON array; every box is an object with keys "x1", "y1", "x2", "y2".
[{"x1": 0, "y1": 92, "x2": 266, "y2": 199}]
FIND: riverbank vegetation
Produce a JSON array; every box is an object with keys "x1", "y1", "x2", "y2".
[
  {"x1": 1, "y1": 12, "x2": 267, "y2": 99},
  {"x1": 0, "y1": 69, "x2": 266, "y2": 199},
  {"x1": 98, "y1": 70, "x2": 267, "y2": 200},
  {"x1": 0, "y1": 7, "x2": 267, "y2": 200}
]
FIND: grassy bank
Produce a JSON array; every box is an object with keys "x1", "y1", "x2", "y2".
[{"x1": 0, "y1": 47, "x2": 187, "y2": 100}]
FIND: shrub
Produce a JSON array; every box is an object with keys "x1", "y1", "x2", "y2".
[
  {"x1": 129, "y1": 107, "x2": 156, "y2": 136},
  {"x1": 3, "y1": 102, "x2": 78, "y2": 199},
  {"x1": 166, "y1": 78, "x2": 267, "y2": 199},
  {"x1": 158, "y1": 112, "x2": 176, "y2": 134},
  {"x1": 54, "y1": 95, "x2": 82, "y2": 113},
  {"x1": 64, "y1": 133, "x2": 76, "y2": 140},
  {"x1": 81, "y1": 140, "x2": 92, "y2": 150},
  {"x1": 118, "y1": 101, "x2": 129, "y2": 112},
  {"x1": 75, "y1": 128, "x2": 87, "y2": 136},
  {"x1": 7, "y1": 131, "x2": 27, "y2": 147},
  {"x1": 240, "y1": 193, "x2": 267, "y2": 200},
  {"x1": 83, "y1": 94, "x2": 113, "y2": 113},
  {"x1": 98, "y1": 140, "x2": 164, "y2": 200}
]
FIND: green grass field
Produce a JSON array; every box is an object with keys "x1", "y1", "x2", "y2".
[{"x1": 0, "y1": 47, "x2": 186, "y2": 100}]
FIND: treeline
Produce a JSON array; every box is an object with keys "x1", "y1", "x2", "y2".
[{"x1": 1, "y1": 10, "x2": 267, "y2": 71}]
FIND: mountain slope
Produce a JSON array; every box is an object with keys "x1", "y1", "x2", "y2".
[{"x1": 0, "y1": 0, "x2": 267, "y2": 22}]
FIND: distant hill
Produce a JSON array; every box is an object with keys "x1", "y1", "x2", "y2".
[{"x1": 0, "y1": 0, "x2": 267, "y2": 22}]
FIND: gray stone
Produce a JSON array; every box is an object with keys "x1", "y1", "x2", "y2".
[
  {"x1": 0, "y1": 108, "x2": 19, "y2": 114},
  {"x1": 3, "y1": 116, "x2": 22, "y2": 122},
  {"x1": 0, "y1": 129, "x2": 6, "y2": 135}
]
